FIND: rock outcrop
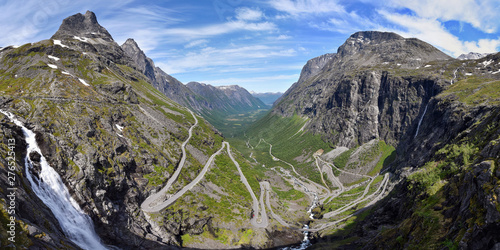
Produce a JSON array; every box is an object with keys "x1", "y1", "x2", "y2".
[{"x1": 51, "y1": 11, "x2": 114, "y2": 42}]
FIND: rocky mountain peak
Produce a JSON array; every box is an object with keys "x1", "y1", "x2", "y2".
[
  {"x1": 51, "y1": 10, "x2": 113, "y2": 41},
  {"x1": 121, "y1": 38, "x2": 151, "y2": 73},
  {"x1": 122, "y1": 38, "x2": 141, "y2": 53},
  {"x1": 333, "y1": 30, "x2": 451, "y2": 69},
  {"x1": 337, "y1": 31, "x2": 402, "y2": 56}
]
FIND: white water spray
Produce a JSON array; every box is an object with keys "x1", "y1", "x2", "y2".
[
  {"x1": 1, "y1": 110, "x2": 107, "y2": 250},
  {"x1": 281, "y1": 224, "x2": 312, "y2": 250},
  {"x1": 414, "y1": 103, "x2": 429, "y2": 138}
]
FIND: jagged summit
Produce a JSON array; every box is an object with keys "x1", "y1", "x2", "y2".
[
  {"x1": 122, "y1": 38, "x2": 141, "y2": 51},
  {"x1": 51, "y1": 10, "x2": 113, "y2": 41},
  {"x1": 121, "y1": 38, "x2": 156, "y2": 79}
]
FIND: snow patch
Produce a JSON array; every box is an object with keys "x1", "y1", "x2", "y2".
[
  {"x1": 115, "y1": 124, "x2": 124, "y2": 131},
  {"x1": 492, "y1": 70, "x2": 500, "y2": 74},
  {"x1": 12, "y1": 45, "x2": 20, "y2": 48},
  {"x1": 465, "y1": 73, "x2": 473, "y2": 76},
  {"x1": 62, "y1": 71, "x2": 71, "y2": 75},
  {"x1": 73, "y1": 36, "x2": 89, "y2": 42},
  {"x1": 482, "y1": 60, "x2": 493, "y2": 67},
  {"x1": 78, "y1": 78, "x2": 90, "y2": 86},
  {"x1": 47, "y1": 64, "x2": 58, "y2": 69},
  {"x1": 53, "y1": 40, "x2": 68, "y2": 48},
  {"x1": 424, "y1": 65, "x2": 432, "y2": 68},
  {"x1": 48, "y1": 55, "x2": 60, "y2": 61}
]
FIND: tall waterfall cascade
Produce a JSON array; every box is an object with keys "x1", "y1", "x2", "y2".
[{"x1": 1, "y1": 110, "x2": 108, "y2": 250}]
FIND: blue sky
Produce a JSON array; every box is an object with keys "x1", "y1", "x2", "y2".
[{"x1": 1, "y1": 0, "x2": 500, "y2": 92}]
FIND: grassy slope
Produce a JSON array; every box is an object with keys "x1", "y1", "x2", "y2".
[{"x1": 240, "y1": 112, "x2": 333, "y2": 182}]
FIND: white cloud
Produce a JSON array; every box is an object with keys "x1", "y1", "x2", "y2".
[
  {"x1": 121, "y1": 5, "x2": 183, "y2": 23},
  {"x1": 203, "y1": 74, "x2": 300, "y2": 85},
  {"x1": 235, "y1": 7, "x2": 264, "y2": 21},
  {"x1": 157, "y1": 45, "x2": 296, "y2": 74},
  {"x1": 310, "y1": 11, "x2": 382, "y2": 34},
  {"x1": 269, "y1": 0, "x2": 345, "y2": 16},
  {"x1": 184, "y1": 39, "x2": 209, "y2": 48},
  {"x1": 388, "y1": 0, "x2": 500, "y2": 33},
  {"x1": 161, "y1": 20, "x2": 276, "y2": 40},
  {"x1": 379, "y1": 10, "x2": 500, "y2": 57},
  {"x1": 276, "y1": 34, "x2": 292, "y2": 40}
]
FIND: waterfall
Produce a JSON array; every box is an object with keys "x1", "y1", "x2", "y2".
[
  {"x1": 281, "y1": 225, "x2": 312, "y2": 250},
  {"x1": 1, "y1": 110, "x2": 108, "y2": 250},
  {"x1": 414, "y1": 103, "x2": 429, "y2": 138}
]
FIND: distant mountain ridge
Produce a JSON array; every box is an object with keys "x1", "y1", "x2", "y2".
[
  {"x1": 186, "y1": 82, "x2": 267, "y2": 113},
  {"x1": 120, "y1": 38, "x2": 205, "y2": 110},
  {"x1": 120, "y1": 38, "x2": 267, "y2": 124}
]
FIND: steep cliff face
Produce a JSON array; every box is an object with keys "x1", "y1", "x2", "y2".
[
  {"x1": 276, "y1": 53, "x2": 334, "y2": 106},
  {"x1": 273, "y1": 31, "x2": 452, "y2": 148},
  {"x1": 297, "y1": 53, "x2": 336, "y2": 84},
  {"x1": 329, "y1": 83, "x2": 500, "y2": 249}
]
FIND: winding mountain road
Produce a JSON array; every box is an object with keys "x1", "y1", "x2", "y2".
[
  {"x1": 141, "y1": 110, "x2": 199, "y2": 212},
  {"x1": 260, "y1": 181, "x2": 290, "y2": 227},
  {"x1": 141, "y1": 116, "x2": 391, "y2": 233},
  {"x1": 302, "y1": 173, "x2": 390, "y2": 232},
  {"x1": 225, "y1": 142, "x2": 268, "y2": 228},
  {"x1": 323, "y1": 173, "x2": 389, "y2": 219},
  {"x1": 142, "y1": 143, "x2": 226, "y2": 213},
  {"x1": 262, "y1": 139, "x2": 329, "y2": 195}
]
